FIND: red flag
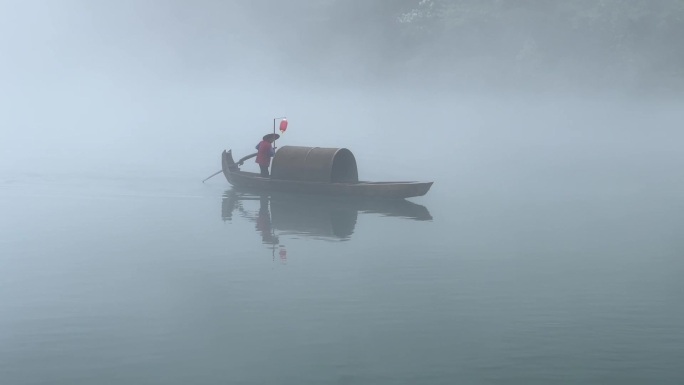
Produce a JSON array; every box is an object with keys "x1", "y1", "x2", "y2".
[{"x1": 279, "y1": 118, "x2": 288, "y2": 133}]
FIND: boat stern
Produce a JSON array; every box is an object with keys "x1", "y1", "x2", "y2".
[{"x1": 223, "y1": 150, "x2": 240, "y2": 172}]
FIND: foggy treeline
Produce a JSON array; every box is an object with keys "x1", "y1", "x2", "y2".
[
  {"x1": 3, "y1": 0, "x2": 682, "y2": 96},
  {"x1": 239, "y1": 0, "x2": 684, "y2": 93}
]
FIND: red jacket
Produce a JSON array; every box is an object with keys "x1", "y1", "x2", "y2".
[{"x1": 255, "y1": 140, "x2": 275, "y2": 165}]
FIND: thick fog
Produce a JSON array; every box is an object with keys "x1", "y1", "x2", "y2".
[
  {"x1": 1, "y1": 0, "x2": 683, "y2": 182},
  {"x1": 2, "y1": 4, "x2": 684, "y2": 383}
]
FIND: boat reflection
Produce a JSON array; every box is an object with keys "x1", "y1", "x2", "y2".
[{"x1": 221, "y1": 189, "x2": 432, "y2": 245}]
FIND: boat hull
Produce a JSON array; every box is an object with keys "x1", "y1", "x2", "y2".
[{"x1": 222, "y1": 150, "x2": 432, "y2": 199}]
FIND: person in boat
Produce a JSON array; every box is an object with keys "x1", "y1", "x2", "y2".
[{"x1": 255, "y1": 133, "x2": 279, "y2": 177}]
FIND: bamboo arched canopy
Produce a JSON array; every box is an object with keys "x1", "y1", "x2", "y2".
[{"x1": 271, "y1": 146, "x2": 359, "y2": 183}]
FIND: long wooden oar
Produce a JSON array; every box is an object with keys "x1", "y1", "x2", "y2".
[{"x1": 202, "y1": 170, "x2": 222, "y2": 183}]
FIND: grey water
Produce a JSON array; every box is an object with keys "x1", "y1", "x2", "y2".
[{"x1": 2, "y1": 97, "x2": 683, "y2": 384}]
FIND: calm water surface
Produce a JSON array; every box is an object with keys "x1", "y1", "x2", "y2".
[
  {"x1": 2, "y1": 102, "x2": 684, "y2": 384},
  {"x1": 1, "y1": 171, "x2": 682, "y2": 385}
]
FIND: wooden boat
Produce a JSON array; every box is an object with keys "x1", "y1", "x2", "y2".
[{"x1": 222, "y1": 146, "x2": 433, "y2": 199}]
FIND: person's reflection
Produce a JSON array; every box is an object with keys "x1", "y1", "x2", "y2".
[{"x1": 256, "y1": 196, "x2": 279, "y2": 245}]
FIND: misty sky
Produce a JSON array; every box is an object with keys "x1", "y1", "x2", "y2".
[
  {"x1": 1, "y1": 1, "x2": 277, "y2": 176},
  {"x1": 1, "y1": 1, "x2": 682, "y2": 180},
  {"x1": 0, "y1": 1, "x2": 409, "y2": 177}
]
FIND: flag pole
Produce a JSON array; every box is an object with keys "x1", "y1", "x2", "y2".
[{"x1": 273, "y1": 116, "x2": 286, "y2": 149}]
